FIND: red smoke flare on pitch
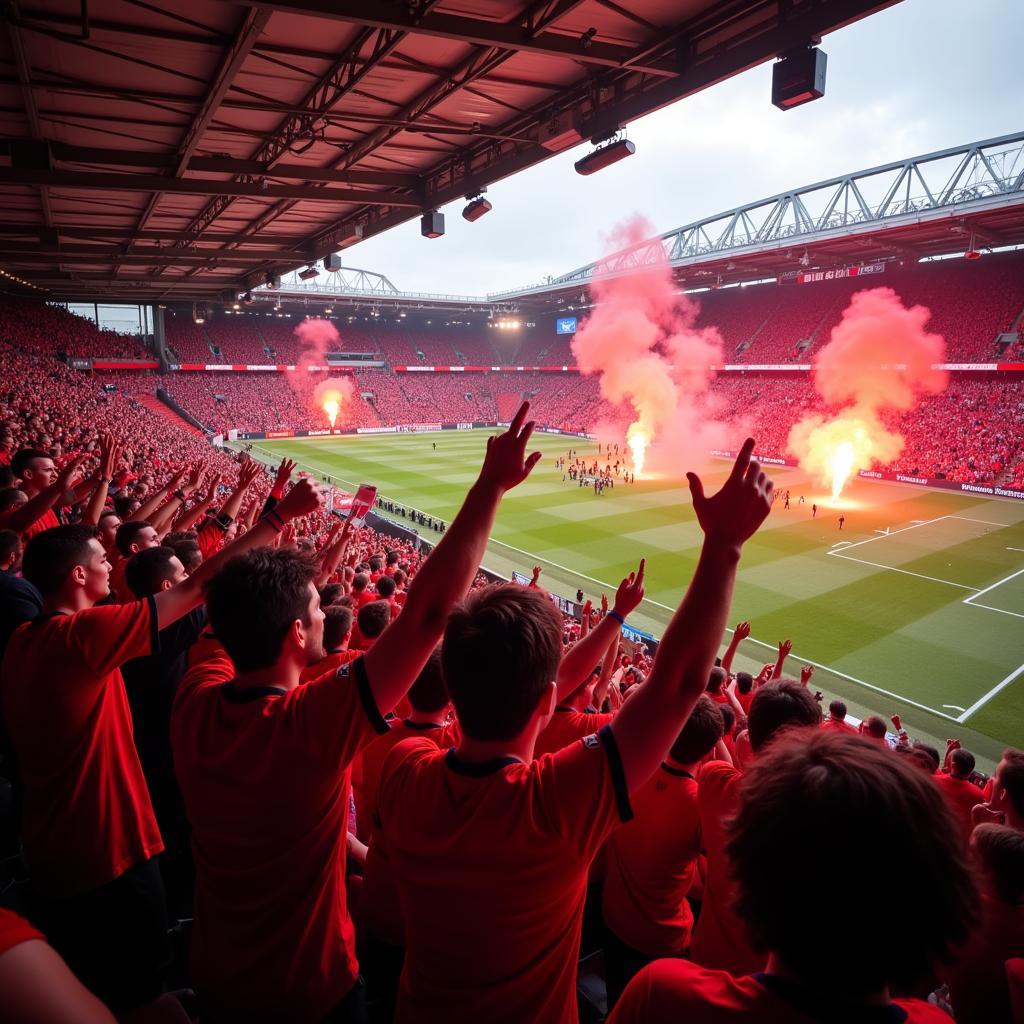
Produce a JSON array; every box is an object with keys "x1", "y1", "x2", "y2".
[
  {"x1": 786, "y1": 287, "x2": 947, "y2": 499},
  {"x1": 571, "y1": 216, "x2": 728, "y2": 477},
  {"x1": 286, "y1": 317, "x2": 353, "y2": 427}
]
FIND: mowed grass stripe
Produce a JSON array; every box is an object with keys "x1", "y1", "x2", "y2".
[{"x1": 248, "y1": 432, "x2": 1024, "y2": 758}]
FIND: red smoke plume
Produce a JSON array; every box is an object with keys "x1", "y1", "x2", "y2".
[
  {"x1": 571, "y1": 216, "x2": 728, "y2": 476},
  {"x1": 787, "y1": 287, "x2": 947, "y2": 498}
]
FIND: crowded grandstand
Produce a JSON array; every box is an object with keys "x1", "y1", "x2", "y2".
[{"x1": 1, "y1": 0, "x2": 1022, "y2": 1023}]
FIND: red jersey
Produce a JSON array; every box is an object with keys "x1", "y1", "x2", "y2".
[
  {"x1": 20, "y1": 506, "x2": 58, "y2": 541},
  {"x1": 377, "y1": 726, "x2": 632, "y2": 1024},
  {"x1": 0, "y1": 908, "x2": 43, "y2": 954},
  {"x1": 691, "y1": 760, "x2": 765, "y2": 976},
  {"x1": 933, "y1": 773, "x2": 983, "y2": 846},
  {"x1": 608, "y1": 959, "x2": 952, "y2": 1023},
  {"x1": 533, "y1": 706, "x2": 613, "y2": 757},
  {"x1": 1, "y1": 598, "x2": 163, "y2": 895},
  {"x1": 822, "y1": 716, "x2": 858, "y2": 735},
  {"x1": 940, "y1": 893, "x2": 1024, "y2": 1024},
  {"x1": 298, "y1": 648, "x2": 359, "y2": 684},
  {"x1": 602, "y1": 763, "x2": 701, "y2": 956},
  {"x1": 171, "y1": 652, "x2": 389, "y2": 1023}
]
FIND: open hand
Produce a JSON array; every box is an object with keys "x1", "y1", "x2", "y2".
[
  {"x1": 613, "y1": 559, "x2": 646, "y2": 618},
  {"x1": 686, "y1": 438, "x2": 773, "y2": 548},
  {"x1": 478, "y1": 402, "x2": 542, "y2": 493},
  {"x1": 734, "y1": 620, "x2": 751, "y2": 640},
  {"x1": 800, "y1": 665, "x2": 814, "y2": 686},
  {"x1": 274, "y1": 458, "x2": 296, "y2": 491}
]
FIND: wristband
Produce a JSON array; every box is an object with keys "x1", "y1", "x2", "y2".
[
  {"x1": 608, "y1": 610, "x2": 625, "y2": 625},
  {"x1": 262, "y1": 508, "x2": 286, "y2": 533},
  {"x1": 172, "y1": 489, "x2": 186, "y2": 501},
  {"x1": 270, "y1": 485, "x2": 285, "y2": 501}
]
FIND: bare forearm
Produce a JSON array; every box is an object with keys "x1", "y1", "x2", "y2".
[
  {"x1": 721, "y1": 633, "x2": 741, "y2": 673},
  {"x1": 612, "y1": 540, "x2": 741, "y2": 791},
  {"x1": 82, "y1": 481, "x2": 109, "y2": 527},
  {"x1": 133, "y1": 484, "x2": 172, "y2": 524},
  {"x1": 556, "y1": 614, "x2": 619, "y2": 701},
  {"x1": 150, "y1": 497, "x2": 184, "y2": 536},
  {"x1": 172, "y1": 497, "x2": 212, "y2": 533}
]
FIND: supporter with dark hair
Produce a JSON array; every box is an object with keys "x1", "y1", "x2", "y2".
[
  {"x1": 376, "y1": 439, "x2": 772, "y2": 1024},
  {"x1": 298, "y1": 605, "x2": 357, "y2": 685},
  {"x1": 822, "y1": 697, "x2": 856, "y2": 734},
  {"x1": 0, "y1": 479, "x2": 321, "y2": 1017},
  {"x1": 96, "y1": 509, "x2": 121, "y2": 550},
  {"x1": 860, "y1": 713, "x2": 889, "y2": 745},
  {"x1": 734, "y1": 671, "x2": 754, "y2": 714},
  {"x1": 167, "y1": 536, "x2": 202, "y2": 575},
  {"x1": 705, "y1": 665, "x2": 728, "y2": 704},
  {"x1": 610, "y1": 730, "x2": 976, "y2": 1023},
  {"x1": 170, "y1": 406, "x2": 542, "y2": 1024},
  {"x1": 602, "y1": 695, "x2": 725, "y2": 1005},
  {"x1": 355, "y1": 599, "x2": 391, "y2": 650},
  {"x1": 691, "y1": 679, "x2": 822, "y2": 975},
  {"x1": 974, "y1": 748, "x2": 1024, "y2": 831},
  {"x1": 940, "y1": 823, "x2": 1024, "y2": 1024},
  {"x1": 114, "y1": 519, "x2": 158, "y2": 559},
  {"x1": 351, "y1": 571, "x2": 373, "y2": 607}
]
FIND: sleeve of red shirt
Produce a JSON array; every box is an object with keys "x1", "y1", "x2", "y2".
[
  {"x1": 196, "y1": 519, "x2": 225, "y2": 560},
  {"x1": 376, "y1": 735, "x2": 437, "y2": 831},
  {"x1": 607, "y1": 959, "x2": 707, "y2": 1022},
  {"x1": 0, "y1": 908, "x2": 44, "y2": 956},
  {"x1": 540, "y1": 723, "x2": 633, "y2": 861},
  {"x1": 290, "y1": 655, "x2": 389, "y2": 768},
  {"x1": 70, "y1": 596, "x2": 158, "y2": 677}
]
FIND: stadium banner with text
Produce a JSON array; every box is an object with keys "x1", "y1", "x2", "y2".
[
  {"x1": 710, "y1": 450, "x2": 1024, "y2": 501},
  {"x1": 778, "y1": 262, "x2": 886, "y2": 285}
]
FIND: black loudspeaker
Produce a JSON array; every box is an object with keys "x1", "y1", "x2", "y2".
[{"x1": 772, "y1": 48, "x2": 827, "y2": 110}]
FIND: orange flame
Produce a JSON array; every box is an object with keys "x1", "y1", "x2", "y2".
[{"x1": 627, "y1": 424, "x2": 648, "y2": 479}]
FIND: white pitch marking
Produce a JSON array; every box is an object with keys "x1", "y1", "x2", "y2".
[
  {"x1": 1008, "y1": 547, "x2": 1024, "y2": 553},
  {"x1": 964, "y1": 602, "x2": 1024, "y2": 620},
  {"x1": 828, "y1": 515, "x2": 950, "y2": 553},
  {"x1": 830, "y1": 540, "x2": 853, "y2": 550},
  {"x1": 963, "y1": 566, "x2": 1024, "y2": 604},
  {"x1": 942, "y1": 705, "x2": 967, "y2": 714},
  {"x1": 874, "y1": 527, "x2": 891, "y2": 536},
  {"x1": 827, "y1": 551, "x2": 979, "y2": 591},
  {"x1": 949, "y1": 515, "x2": 1014, "y2": 527},
  {"x1": 957, "y1": 661, "x2": 1024, "y2": 722}
]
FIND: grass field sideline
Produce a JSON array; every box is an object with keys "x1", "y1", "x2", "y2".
[{"x1": 237, "y1": 429, "x2": 1024, "y2": 767}]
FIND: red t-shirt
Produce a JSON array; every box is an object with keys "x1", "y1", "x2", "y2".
[
  {"x1": 534, "y1": 706, "x2": 613, "y2": 757},
  {"x1": 298, "y1": 648, "x2": 359, "y2": 685},
  {"x1": 377, "y1": 726, "x2": 632, "y2": 1024},
  {"x1": 933, "y1": 773, "x2": 983, "y2": 846},
  {"x1": 0, "y1": 908, "x2": 44, "y2": 954},
  {"x1": 608, "y1": 959, "x2": 952, "y2": 1024},
  {"x1": 940, "y1": 893, "x2": 1024, "y2": 1024},
  {"x1": 602, "y1": 763, "x2": 701, "y2": 956},
  {"x1": 1, "y1": 598, "x2": 163, "y2": 895},
  {"x1": 20, "y1": 506, "x2": 58, "y2": 541},
  {"x1": 691, "y1": 760, "x2": 765, "y2": 976},
  {"x1": 822, "y1": 717, "x2": 858, "y2": 735},
  {"x1": 171, "y1": 652, "x2": 389, "y2": 1023}
]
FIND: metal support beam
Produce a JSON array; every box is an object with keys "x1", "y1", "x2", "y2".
[{"x1": 0, "y1": 168, "x2": 421, "y2": 206}]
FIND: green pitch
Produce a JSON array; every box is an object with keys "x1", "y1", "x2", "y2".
[{"x1": 245, "y1": 429, "x2": 1024, "y2": 766}]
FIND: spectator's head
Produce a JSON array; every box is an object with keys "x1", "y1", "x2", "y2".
[
  {"x1": 950, "y1": 747, "x2": 976, "y2": 779},
  {"x1": 369, "y1": 555, "x2": 383, "y2": 573},
  {"x1": 352, "y1": 572, "x2": 368, "y2": 593},
  {"x1": 375, "y1": 575, "x2": 396, "y2": 599},
  {"x1": 669, "y1": 695, "x2": 725, "y2": 765},
  {"x1": 385, "y1": 549, "x2": 398, "y2": 568},
  {"x1": 719, "y1": 703, "x2": 736, "y2": 737},
  {"x1": 0, "y1": 487, "x2": 26, "y2": 515},
  {"x1": 728, "y1": 730, "x2": 976, "y2": 996},
  {"x1": 11, "y1": 448, "x2": 56, "y2": 494},
  {"x1": 323, "y1": 605, "x2": 352, "y2": 653},
  {"x1": 828, "y1": 699, "x2": 847, "y2": 722},
  {"x1": 863, "y1": 715, "x2": 888, "y2": 741},
  {"x1": 736, "y1": 671, "x2": 753, "y2": 696},
  {"x1": 357, "y1": 600, "x2": 391, "y2": 644},
  {"x1": 125, "y1": 546, "x2": 187, "y2": 597},
  {"x1": 22, "y1": 524, "x2": 108, "y2": 603},
  {"x1": 393, "y1": 569, "x2": 407, "y2": 589},
  {"x1": 0, "y1": 528, "x2": 21, "y2": 571},
  {"x1": 747, "y1": 680, "x2": 822, "y2": 752},
  {"x1": 319, "y1": 582, "x2": 344, "y2": 607},
  {"x1": 205, "y1": 548, "x2": 324, "y2": 672},
  {"x1": 990, "y1": 748, "x2": 1024, "y2": 826},
  {"x1": 113, "y1": 494, "x2": 140, "y2": 519},
  {"x1": 97, "y1": 510, "x2": 121, "y2": 549},
  {"x1": 409, "y1": 647, "x2": 449, "y2": 716},
  {"x1": 910, "y1": 741, "x2": 940, "y2": 774},
  {"x1": 167, "y1": 538, "x2": 202, "y2": 574},
  {"x1": 706, "y1": 666, "x2": 727, "y2": 695},
  {"x1": 115, "y1": 520, "x2": 158, "y2": 557},
  {"x1": 443, "y1": 584, "x2": 562, "y2": 743},
  {"x1": 971, "y1": 823, "x2": 1024, "y2": 904}
]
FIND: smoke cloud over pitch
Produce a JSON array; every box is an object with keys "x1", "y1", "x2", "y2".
[
  {"x1": 571, "y1": 216, "x2": 730, "y2": 475},
  {"x1": 286, "y1": 317, "x2": 354, "y2": 425}
]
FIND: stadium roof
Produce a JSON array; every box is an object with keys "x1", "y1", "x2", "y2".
[{"x1": 0, "y1": 0, "x2": 901, "y2": 302}]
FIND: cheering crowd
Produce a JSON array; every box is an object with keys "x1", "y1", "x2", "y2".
[{"x1": 0, "y1": 338, "x2": 1022, "y2": 1024}]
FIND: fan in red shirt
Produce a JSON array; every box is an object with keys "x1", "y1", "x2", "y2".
[
  {"x1": 821, "y1": 698, "x2": 858, "y2": 734},
  {"x1": 611, "y1": 730, "x2": 977, "y2": 1024},
  {"x1": 601, "y1": 694, "x2": 725, "y2": 1007},
  {"x1": 971, "y1": 747, "x2": 1024, "y2": 832},
  {"x1": 934, "y1": 744, "x2": 984, "y2": 845},
  {"x1": 691, "y1": 679, "x2": 822, "y2": 976},
  {"x1": 940, "y1": 822, "x2": 1024, "y2": 1024},
  {"x1": 170, "y1": 403, "x2": 543, "y2": 1024},
  {"x1": 377, "y1": 439, "x2": 774, "y2": 1024},
  {"x1": 298, "y1": 604, "x2": 358, "y2": 683},
  {"x1": 351, "y1": 572, "x2": 375, "y2": 607}
]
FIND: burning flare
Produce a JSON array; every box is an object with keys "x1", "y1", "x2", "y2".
[
  {"x1": 322, "y1": 392, "x2": 341, "y2": 429},
  {"x1": 829, "y1": 441, "x2": 856, "y2": 500},
  {"x1": 627, "y1": 425, "x2": 648, "y2": 479}
]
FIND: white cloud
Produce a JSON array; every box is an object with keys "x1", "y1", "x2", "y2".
[{"x1": 348, "y1": 0, "x2": 1022, "y2": 295}]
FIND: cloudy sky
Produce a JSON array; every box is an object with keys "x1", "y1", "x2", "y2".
[{"x1": 347, "y1": 0, "x2": 1021, "y2": 296}]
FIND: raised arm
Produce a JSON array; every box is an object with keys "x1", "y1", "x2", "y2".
[
  {"x1": 81, "y1": 435, "x2": 120, "y2": 527},
  {"x1": 150, "y1": 462, "x2": 204, "y2": 536},
  {"x1": 172, "y1": 472, "x2": 221, "y2": 533},
  {"x1": 363, "y1": 403, "x2": 541, "y2": 715},
  {"x1": 315, "y1": 517, "x2": 353, "y2": 587},
  {"x1": 555, "y1": 565, "x2": 644, "y2": 702},
  {"x1": 610, "y1": 439, "x2": 773, "y2": 794},
  {"x1": 592, "y1": 626, "x2": 623, "y2": 711},
  {"x1": 132, "y1": 467, "x2": 185, "y2": 526},
  {"x1": 153, "y1": 478, "x2": 324, "y2": 631},
  {"x1": 218, "y1": 457, "x2": 263, "y2": 524},
  {"x1": 772, "y1": 638, "x2": 792, "y2": 680},
  {"x1": 5, "y1": 455, "x2": 86, "y2": 534},
  {"x1": 720, "y1": 620, "x2": 750, "y2": 673}
]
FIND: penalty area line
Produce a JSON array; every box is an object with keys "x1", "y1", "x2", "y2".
[{"x1": 957, "y1": 661, "x2": 1024, "y2": 723}]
